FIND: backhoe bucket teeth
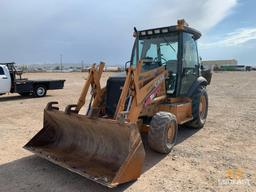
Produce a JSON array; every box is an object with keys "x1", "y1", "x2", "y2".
[{"x1": 24, "y1": 107, "x2": 145, "y2": 187}]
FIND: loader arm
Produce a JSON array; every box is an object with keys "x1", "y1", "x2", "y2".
[
  {"x1": 75, "y1": 62, "x2": 104, "y2": 113},
  {"x1": 115, "y1": 61, "x2": 168, "y2": 123}
]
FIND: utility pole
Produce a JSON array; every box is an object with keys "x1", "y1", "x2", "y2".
[
  {"x1": 60, "y1": 54, "x2": 63, "y2": 72},
  {"x1": 81, "y1": 60, "x2": 84, "y2": 72}
]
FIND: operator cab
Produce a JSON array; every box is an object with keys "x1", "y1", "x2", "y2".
[{"x1": 131, "y1": 20, "x2": 201, "y2": 96}]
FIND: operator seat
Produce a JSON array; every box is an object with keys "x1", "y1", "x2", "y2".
[
  {"x1": 165, "y1": 60, "x2": 177, "y2": 94},
  {"x1": 166, "y1": 60, "x2": 177, "y2": 73}
]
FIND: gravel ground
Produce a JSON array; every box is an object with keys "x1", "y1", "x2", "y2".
[{"x1": 0, "y1": 71, "x2": 255, "y2": 192}]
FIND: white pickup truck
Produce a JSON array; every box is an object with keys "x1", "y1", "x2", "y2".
[{"x1": 0, "y1": 63, "x2": 65, "y2": 97}]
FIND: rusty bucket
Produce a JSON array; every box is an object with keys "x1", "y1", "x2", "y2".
[{"x1": 24, "y1": 103, "x2": 145, "y2": 187}]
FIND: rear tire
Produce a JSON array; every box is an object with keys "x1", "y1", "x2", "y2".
[
  {"x1": 148, "y1": 112, "x2": 178, "y2": 154},
  {"x1": 34, "y1": 85, "x2": 47, "y2": 97},
  {"x1": 186, "y1": 86, "x2": 208, "y2": 129}
]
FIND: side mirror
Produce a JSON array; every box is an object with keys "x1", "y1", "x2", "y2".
[
  {"x1": 125, "y1": 61, "x2": 131, "y2": 74},
  {"x1": 125, "y1": 61, "x2": 131, "y2": 69}
]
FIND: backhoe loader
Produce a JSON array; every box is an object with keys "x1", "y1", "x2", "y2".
[{"x1": 24, "y1": 19, "x2": 211, "y2": 187}]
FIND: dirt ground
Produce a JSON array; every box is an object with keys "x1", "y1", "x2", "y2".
[{"x1": 0, "y1": 71, "x2": 255, "y2": 192}]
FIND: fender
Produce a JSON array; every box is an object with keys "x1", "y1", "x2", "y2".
[{"x1": 187, "y1": 76, "x2": 208, "y2": 97}]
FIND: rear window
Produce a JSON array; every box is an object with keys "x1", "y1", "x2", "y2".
[{"x1": 0, "y1": 67, "x2": 4, "y2": 75}]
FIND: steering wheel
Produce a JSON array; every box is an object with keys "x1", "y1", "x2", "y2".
[{"x1": 160, "y1": 56, "x2": 168, "y2": 65}]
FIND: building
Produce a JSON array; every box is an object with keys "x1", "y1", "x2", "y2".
[
  {"x1": 104, "y1": 66, "x2": 122, "y2": 72},
  {"x1": 202, "y1": 59, "x2": 238, "y2": 70}
]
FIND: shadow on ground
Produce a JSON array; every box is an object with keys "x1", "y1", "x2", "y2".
[
  {"x1": 176, "y1": 125, "x2": 201, "y2": 145},
  {"x1": 0, "y1": 155, "x2": 134, "y2": 192},
  {"x1": 0, "y1": 95, "x2": 52, "y2": 102},
  {"x1": 0, "y1": 126, "x2": 200, "y2": 192},
  {"x1": 142, "y1": 125, "x2": 200, "y2": 173}
]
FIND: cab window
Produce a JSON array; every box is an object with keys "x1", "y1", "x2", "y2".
[
  {"x1": 0, "y1": 67, "x2": 5, "y2": 75},
  {"x1": 180, "y1": 33, "x2": 199, "y2": 95}
]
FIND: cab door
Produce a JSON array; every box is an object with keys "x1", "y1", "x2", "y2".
[
  {"x1": 0, "y1": 65, "x2": 11, "y2": 94},
  {"x1": 180, "y1": 33, "x2": 199, "y2": 95}
]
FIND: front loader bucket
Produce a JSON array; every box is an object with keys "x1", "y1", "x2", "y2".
[{"x1": 24, "y1": 104, "x2": 145, "y2": 187}]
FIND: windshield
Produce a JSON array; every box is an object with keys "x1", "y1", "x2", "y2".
[{"x1": 131, "y1": 33, "x2": 179, "y2": 72}]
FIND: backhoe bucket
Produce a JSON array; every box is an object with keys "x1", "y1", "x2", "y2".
[{"x1": 24, "y1": 104, "x2": 145, "y2": 187}]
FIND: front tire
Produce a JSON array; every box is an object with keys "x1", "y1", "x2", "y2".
[
  {"x1": 34, "y1": 85, "x2": 47, "y2": 97},
  {"x1": 148, "y1": 112, "x2": 178, "y2": 154}
]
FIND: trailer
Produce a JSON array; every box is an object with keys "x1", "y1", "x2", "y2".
[{"x1": 0, "y1": 62, "x2": 65, "y2": 97}]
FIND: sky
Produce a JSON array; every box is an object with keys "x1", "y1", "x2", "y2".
[{"x1": 0, "y1": 0, "x2": 255, "y2": 66}]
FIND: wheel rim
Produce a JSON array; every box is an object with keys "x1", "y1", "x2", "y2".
[
  {"x1": 199, "y1": 95, "x2": 207, "y2": 121},
  {"x1": 167, "y1": 123, "x2": 176, "y2": 144},
  {"x1": 37, "y1": 87, "x2": 45, "y2": 96}
]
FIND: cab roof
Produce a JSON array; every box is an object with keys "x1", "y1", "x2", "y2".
[{"x1": 135, "y1": 19, "x2": 201, "y2": 40}]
